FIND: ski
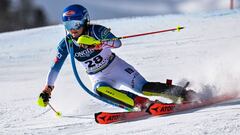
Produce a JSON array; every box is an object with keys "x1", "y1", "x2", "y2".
[
  {"x1": 95, "y1": 92, "x2": 239, "y2": 124},
  {"x1": 174, "y1": 92, "x2": 239, "y2": 113},
  {"x1": 147, "y1": 92, "x2": 238, "y2": 115},
  {"x1": 95, "y1": 111, "x2": 149, "y2": 124}
]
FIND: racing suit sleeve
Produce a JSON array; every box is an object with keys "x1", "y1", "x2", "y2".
[
  {"x1": 92, "y1": 25, "x2": 122, "y2": 49},
  {"x1": 46, "y1": 39, "x2": 69, "y2": 86}
]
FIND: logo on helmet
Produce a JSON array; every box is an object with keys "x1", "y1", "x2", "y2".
[{"x1": 63, "y1": 10, "x2": 76, "y2": 16}]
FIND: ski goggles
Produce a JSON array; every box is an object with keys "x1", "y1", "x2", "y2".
[{"x1": 63, "y1": 20, "x2": 85, "y2": 30}]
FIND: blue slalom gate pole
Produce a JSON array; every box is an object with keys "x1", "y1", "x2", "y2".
[{"x1": 68, "y1": 40, "x2": 132, "y2": 111}]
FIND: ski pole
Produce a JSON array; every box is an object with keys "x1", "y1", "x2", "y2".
[
  {"x1": 48, "y1": 103, "x2": 62, "y2": 117},
  {"x1": 101, "y1": 25, "x2": 184, "y2": 42}
]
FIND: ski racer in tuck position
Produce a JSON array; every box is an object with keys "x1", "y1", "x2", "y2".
[{"x1": 38, "y1": 4, "x2": 197, "y2": 111}]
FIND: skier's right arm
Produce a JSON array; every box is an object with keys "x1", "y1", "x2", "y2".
[{"x1": 38, "y1": 39, "x2": 69, "y2": 107}]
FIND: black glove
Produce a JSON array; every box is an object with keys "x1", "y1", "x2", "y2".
[
  {"x1": 37, "y1": 85, "x2": 54, "y2": 107},
  {"x1": 40, "y1": 92, "x2": 50, "y2": 102},
  {"x1": 38, "y1": 92, "x2": 50, "y2": 107}
]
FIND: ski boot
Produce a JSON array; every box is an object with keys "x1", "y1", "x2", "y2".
[{"x1": 142, "y1": 80, "x2": 199, "y2": 103}]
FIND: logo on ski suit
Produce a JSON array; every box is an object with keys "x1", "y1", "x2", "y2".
[{"x1": 75, "y1": 49, "x2": 94, "y2": 57}]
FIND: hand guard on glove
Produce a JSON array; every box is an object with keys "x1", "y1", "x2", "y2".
[
  {"x1": 77, "y1": 35, "x2": 104, "y2": 50},
  {"x1": 37, "y1": 85, "x2": 54, "y2": 107}
]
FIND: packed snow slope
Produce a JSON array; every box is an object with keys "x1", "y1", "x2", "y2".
[{"x1": 1, "y1": 9, "x2": 240, "y2": 135}]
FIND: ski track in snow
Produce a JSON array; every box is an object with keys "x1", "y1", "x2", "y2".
[{"x1": 1, "y1": 9, "x2": 240, "y2": 135}]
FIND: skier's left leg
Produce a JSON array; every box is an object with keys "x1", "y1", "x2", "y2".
[
  {"x1": 94, "y1": 82, "x2": 151, "y2": 111},
  {"x1": 141, "y1": 81, "x2": 199, "y2": 102},
  {"x1": 101, "y1": 56, "x2": 195, "y2": 103}
]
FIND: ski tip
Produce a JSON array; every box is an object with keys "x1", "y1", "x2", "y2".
[
  {"x1": 94, "y1": 112, "x2": 102, "y2": 124},
  {"x1": 95, "y1": 112, "x2": 120, "y2": 124}
]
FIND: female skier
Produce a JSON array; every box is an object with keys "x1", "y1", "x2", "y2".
[{"x1": 38, "y1": 4, "x2": 196, "y2": 111}]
